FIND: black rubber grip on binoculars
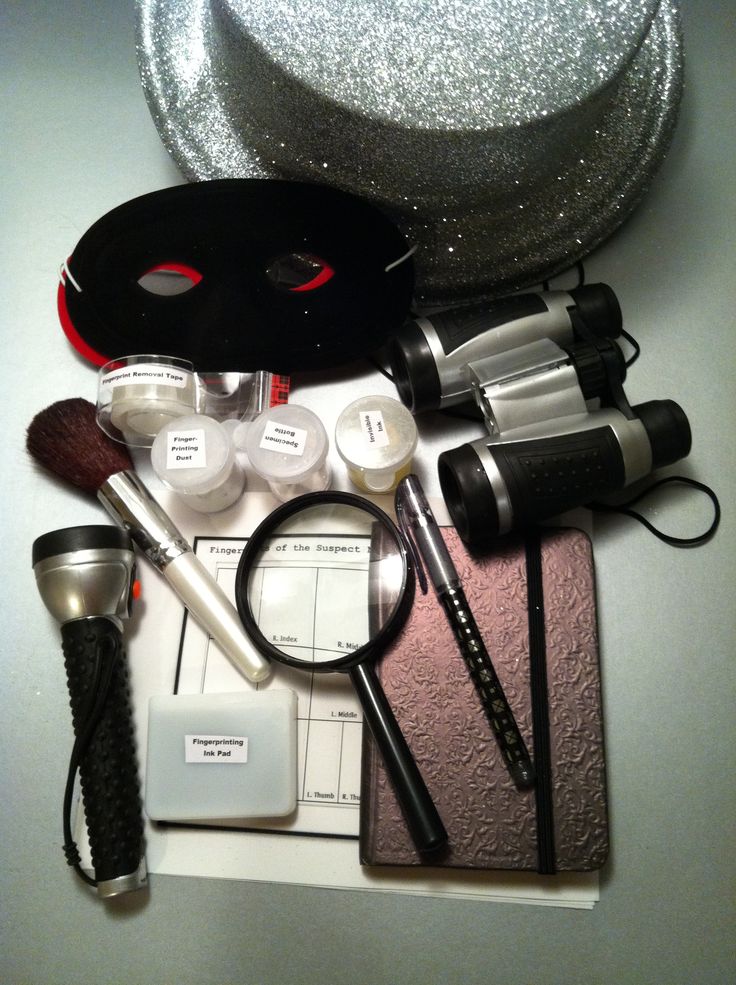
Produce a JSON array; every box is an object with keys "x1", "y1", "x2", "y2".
[
  {"x1": 61, "y1": 617, "x2": 144, "y2": 885},
  {"x1": 495, "y1": 427, "x2": 626, "y2": 526},
  {"x1": 429, "y1": 293, "x2": 547, "y2": 352}
]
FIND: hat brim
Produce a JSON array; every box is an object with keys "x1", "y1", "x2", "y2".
[{"x1": 136, "y1": 0, "x2": 683, "y2": 306}]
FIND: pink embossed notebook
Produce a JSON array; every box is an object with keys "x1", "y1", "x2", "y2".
[{"x1": 359, "y1": 526, "x2": 609, "y2": 872}]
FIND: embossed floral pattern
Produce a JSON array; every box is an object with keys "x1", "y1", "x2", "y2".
[{"x1": 361, "y1": 527, "x2": 608, "y2": 872}]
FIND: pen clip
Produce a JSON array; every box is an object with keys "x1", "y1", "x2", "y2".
[{"x1": 395, "y1": 497, "x2": 428, "y2": 595}]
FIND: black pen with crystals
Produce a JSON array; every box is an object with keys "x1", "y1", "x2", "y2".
[{"x1": 395, "y1": 474, "x2": 535, "y2": 789}]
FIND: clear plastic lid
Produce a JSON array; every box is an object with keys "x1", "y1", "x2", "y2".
[
  {"x1": 335, "y1": 395, "x2": 418, "y2": 491},
  {"x1": 243, "y1": 404, "x2": 329, "y2": 482},
  {"x1": 150, "y1": 414, "x2": 236, "y2": 495}
]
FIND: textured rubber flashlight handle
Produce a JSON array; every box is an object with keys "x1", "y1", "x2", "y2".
[{"x1": 60, "y1": 617, "x2": 144, "y2": 885}]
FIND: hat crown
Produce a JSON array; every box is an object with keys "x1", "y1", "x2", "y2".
[
  {"x1": 137, "y1": 0, "x2": 683, "y2": 303},
  {"x1": 220, "y1": 0, "x2": 661, "y2": 128}
]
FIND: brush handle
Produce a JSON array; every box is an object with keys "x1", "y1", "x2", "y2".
[
  {"x1": 61, "y1": 616, "x2": 146, "y2": 897},
  {"x1": 99, "y1": 471, "x2": 270, "y2": 683},
  {"x1": 165, "y1": 551, "x2": 271, "y2": 683}
]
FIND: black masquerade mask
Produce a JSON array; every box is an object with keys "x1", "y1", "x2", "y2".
[{"x1": 58, "y1": 179, "x2": 415, "y2": 373}]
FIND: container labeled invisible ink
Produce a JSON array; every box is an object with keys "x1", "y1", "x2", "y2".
[{"x1": 335, "y1": 394, "x2": 418, "y2": 493}]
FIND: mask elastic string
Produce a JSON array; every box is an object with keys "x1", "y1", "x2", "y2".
[{"x1": 588, "y1": 475, "x2": 721, "y2": 547}]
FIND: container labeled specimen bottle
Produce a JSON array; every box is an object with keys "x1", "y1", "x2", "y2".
[
  {"x1": 151, "y1": 414, "x2": 245, "y2": 513},
  {"x1": 243, "y1": 404, "x2": 331, "y2": 502},
  {"x1": 335, "y1": 394, "x2": 418, "y2": 493}
]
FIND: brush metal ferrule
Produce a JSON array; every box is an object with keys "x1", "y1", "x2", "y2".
[{"x1": 98, "y1": 471, "x2": 190, "y2": 571}]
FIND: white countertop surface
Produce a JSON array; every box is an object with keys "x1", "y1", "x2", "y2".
[{"x1": 1, "y1": 3, "x2": 734, "y2": 983}]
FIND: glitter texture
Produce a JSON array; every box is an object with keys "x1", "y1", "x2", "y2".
[{"x1": 136, "y1": 0, "x2": 683, "y2": 305}]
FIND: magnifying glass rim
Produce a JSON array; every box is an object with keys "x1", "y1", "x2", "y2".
[{"x1": 234, "y1": 490, "x2": 415, "y2": 672}]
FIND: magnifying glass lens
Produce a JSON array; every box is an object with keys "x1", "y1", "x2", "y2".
[
  {"x1": 235, "y1": 493, "x2": 447, "y2": 855},
  {"x1": 243, "y1": 503, "x2": 406, "y2": 669}
]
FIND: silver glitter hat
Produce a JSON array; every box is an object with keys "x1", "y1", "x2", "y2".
[{"x1": 136, "y1": 0, "x2": 683, "y2": 305}]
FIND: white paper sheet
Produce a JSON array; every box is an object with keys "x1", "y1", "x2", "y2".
[
  {"x1": 80, "y1": 491, "x2": 599, "y2": 908},
  {"x1": 176, "y1": 529, "x2": 370, "y2": 837}
]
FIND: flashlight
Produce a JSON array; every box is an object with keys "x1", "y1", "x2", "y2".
[{"x1": 32, "y1": 525, "x2": 147, "y2": 898}]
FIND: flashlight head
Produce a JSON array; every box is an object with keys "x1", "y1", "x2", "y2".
[{"x1": 32, "y1": 525, "x2": 136, "y2": 627}]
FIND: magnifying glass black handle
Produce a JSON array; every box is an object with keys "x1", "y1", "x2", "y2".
[{"x1": 351, "y1": 663, "x2": 448, "y2": 855}]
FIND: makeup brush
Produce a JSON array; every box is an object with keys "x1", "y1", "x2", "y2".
[{"x1": 27, "y1": 398, "x2": 271, "y2": 684}]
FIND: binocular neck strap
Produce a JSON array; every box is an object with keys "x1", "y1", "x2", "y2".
[{"x1": 588, "y1": 475, "x2": 721, "y2": 547}]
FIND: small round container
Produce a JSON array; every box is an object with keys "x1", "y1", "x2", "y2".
[
  {"x1": 335, "y1": 395, "x2": 418, "y2": 493},
  {"x1": 150, "y1": 414, "x2": 245, "y2": 513},
  {"x1": 97, "y1": 354, "x2": 199, "y2": 447},
  {"x1": 243, "y1": 405, "x2": 331, "y2": 502}
]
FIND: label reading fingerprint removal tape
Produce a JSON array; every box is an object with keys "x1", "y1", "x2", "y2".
[
  {"x1": 167, "y1": 428, "x2": 207, "y2": 469},
  {"x1": 100, "y1": 364, "x2": 191, "y2": 389},
  {"x1": 260, "y1": 419, "x2": 308, "y2": 456},
  {"x1": 360, "y1": 410, "x2": 389, "y2": 448},
  {"x1": 185, "y1": 735, "x2": 249, "y2": 763}
]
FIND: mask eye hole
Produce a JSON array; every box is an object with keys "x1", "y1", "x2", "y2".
[
  {"x1": 137, "y1": 263, "x2": 202, "y2": 295},
  {"x1": 266, "y1": 253, "x2": 335, "y2": 293}
]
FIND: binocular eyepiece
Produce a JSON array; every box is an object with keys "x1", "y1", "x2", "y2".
[
  {"x1": 389, "y1": 284, "x2": 692, "y2": 546},
  {"x1": 437, "y1": 399, "x2": 691, "y2": 546},
  {"x1": 390, "y1": 283, "x2": 623, "y2": 414}
]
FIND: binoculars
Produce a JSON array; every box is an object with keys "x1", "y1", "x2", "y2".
[{"x1": 389, "y1": 285, "x2": 692, "y2": 546}]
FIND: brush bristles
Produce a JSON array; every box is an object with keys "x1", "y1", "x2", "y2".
[{"x1": 27, "y1": 398, "x2": 134, "y2": 494}]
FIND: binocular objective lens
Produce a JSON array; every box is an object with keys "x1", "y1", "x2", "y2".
[
  {"x1": 634, "y1": 400, "x2": 692, "y2": 468},
  {"x1": 438, "y1": 444, "x2": 501, "y2": 546},
  {"x1": 388, "y1": 322, "x2": 442, "y2": 414}
]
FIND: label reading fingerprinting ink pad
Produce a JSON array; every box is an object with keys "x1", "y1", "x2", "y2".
[{"x1": 185, "y1": 734, "x2": 249, "y2": 763}]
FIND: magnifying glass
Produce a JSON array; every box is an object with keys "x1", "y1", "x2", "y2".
[{"x1": 234, "y1": 491, "x2": 447, "y2": 855}]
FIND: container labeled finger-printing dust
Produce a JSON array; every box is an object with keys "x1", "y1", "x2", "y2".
[
  {"x1": 97, "y1": 354, "x2": 200, "y2": 447},
  {"x1": 241, "y1": 404, "x2": 331, "y2": 502},
  {"x1": 150, "y1": 414, "x2": 245, "y2": 513},
  {"x1": 335, "y1": 394, "x2": 418, "y2": 493}
]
